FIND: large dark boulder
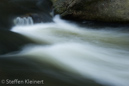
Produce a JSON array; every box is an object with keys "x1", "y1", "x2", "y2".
[{"x1": 51, "y1": 0, "x2": 129, "y2": 22}]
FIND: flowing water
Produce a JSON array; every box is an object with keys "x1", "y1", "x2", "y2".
[{"x1": 3, "y1": 15, "x2": 129, "y2": 86}]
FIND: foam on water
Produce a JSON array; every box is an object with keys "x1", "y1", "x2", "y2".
[{"x1": 11, "y1": 15, "x2": 129, "y2": 86}]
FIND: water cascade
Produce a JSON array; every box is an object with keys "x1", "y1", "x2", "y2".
[
  {"x1": 6, "y1": 15, "x2": 129, "y2": 86},
  {"x1": 13, "y1": 17, "x2": 34, "y2": 26}
]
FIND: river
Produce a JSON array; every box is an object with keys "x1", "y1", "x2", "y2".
[{"x1": 0, "y1": 15, "x2": 129, "y2": 86}]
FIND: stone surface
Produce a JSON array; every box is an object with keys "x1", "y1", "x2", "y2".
[{"x1": 51, "y1": 0, "x2": 129, "y2": 22}]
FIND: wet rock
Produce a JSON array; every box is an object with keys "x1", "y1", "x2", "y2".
[
  {"x1": 0, "y1": 30, "x2": 36, "y2": 55},
  {"x1": 51, "y1": 0, "x2": 129, "y2": 23}
]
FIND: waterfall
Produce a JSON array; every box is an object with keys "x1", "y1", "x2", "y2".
[{"x1": 13, "y1": 17, "x2": 34, "y2": 26}]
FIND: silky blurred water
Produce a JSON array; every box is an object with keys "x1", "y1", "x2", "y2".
[{"x1": 10, "y1": 15, "x2": 129, "y2": 86}]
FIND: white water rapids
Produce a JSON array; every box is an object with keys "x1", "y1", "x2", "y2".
[{"x1": 10, "y1": 16, "x2": 129, "y2": 86}]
